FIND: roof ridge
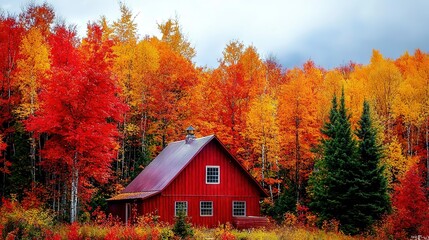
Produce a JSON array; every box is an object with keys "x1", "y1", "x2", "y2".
[{"x1": 167, "y1": 134, "x2": 215, "y2": 144}]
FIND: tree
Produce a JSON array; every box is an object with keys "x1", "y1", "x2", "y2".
[
  {"x1": 13, "y1": 26, "x2": 50, "y2": 187},
  {"x1": 354, "y1": 100, "x2": 390, "y2": 232},
  {"x1": 387, "y1": 164, "x2": 429, "y2": 238},
  {"x1": 309, "y1": 90, "x2": 361, "y2": 235},
  {"x1": 243, "y1": 94, "x2": 280, "y2": 199},
  {"x1": 19, "y1": 2, "x2": 55, "y2": 38},
  {"x1": 279, "y1": 61, "x2": 324, "y2": 205},
  {"x1": 366, "y1": 50, "x2": 402, "y2": 137},
  {"x1": 0, "y1": 15, "x2": 24, "y2": 193},
  {"x1": 172, "y1": 209, "x2": 194, "y2": 239},
  {"x1": 158, "y1": 16, "x2": 195, "y2": 60},
  {"x1": 26, "y1": 24, "x2": 124, "y2": 222}
]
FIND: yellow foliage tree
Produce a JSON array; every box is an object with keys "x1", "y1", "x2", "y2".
[
  {"x1": 382, "y1": 136, "x2": 416, "y2": 187},
  {"x1": 14, "y1": 27, "x2": 50, "y2": 118},
  {"x1": 366, "y1": 50, "x2": 402, "y2": 137},
  {"x1": 278, "y1": 61, "x2": 324, "y2": 203},
  {"x1": 158, "y1": 16, "x2": 195, "y2": 60},
  {"x1": 243, "y1": 94, "x2": 280, "y2": 199},
  {"x1": 13, "y1": 27, "x2": 50, "y2": 186}
]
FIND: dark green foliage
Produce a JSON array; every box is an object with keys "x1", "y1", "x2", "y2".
[
  {"x1": 267, "y1": 180, "x2": 297, "y2": 223},
  {"x1": 4, "y1": 124, "x2": 32, "y2": 199},
  {"x1": 354, "y1": 101, "x2": 390, "y2": 230},
  {"x1": 172, "y1": 210, "x2": 194, "y2": 239},
  {"x1": 309, "y1": 92, "x2": 389, "y2": 235}
]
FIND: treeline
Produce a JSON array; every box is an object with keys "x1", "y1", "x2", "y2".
[{"x1": 1, "y1": 2, "x2": 429, "y2": 237}]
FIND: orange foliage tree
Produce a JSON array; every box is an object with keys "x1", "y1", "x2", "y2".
[{"x1": 278, "y1": 61, "x2": 324, "y2": 203}]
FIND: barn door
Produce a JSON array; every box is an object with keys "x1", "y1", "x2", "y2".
[{"x1": 125, "y1": 203, "x2": 131, "y2": 225}]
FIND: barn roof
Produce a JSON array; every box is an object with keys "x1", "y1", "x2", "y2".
[{"x1": 108, "y1": 135, "x2": 267, "y2": 201}]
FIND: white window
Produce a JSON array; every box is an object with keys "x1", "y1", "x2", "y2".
[
  {"x1": 175, "y1": 201, "x2": 188, "y2": 216},
  {"x1": 200, "y1": 201, "x2": 213, "y2": 216},
  {"x1": 232, "y1": 201, "x2": 246, "y2": 217},
  {"x1": 206, "y1": 166, "x2": 220, "y2": 184}
]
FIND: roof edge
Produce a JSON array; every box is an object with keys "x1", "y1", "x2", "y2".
[{"x1": 107, "y1": 191, "x2": 160, "y2": 201}]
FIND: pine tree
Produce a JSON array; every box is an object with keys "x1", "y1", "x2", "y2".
[
  {"x1": 309, "y1": 90, "x2": 361, "y2": 234},
  {"x1": 354, "y1": 100, "x2": 390, "y2": 231}
]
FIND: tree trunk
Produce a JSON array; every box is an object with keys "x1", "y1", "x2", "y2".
[
  {"x1": 295, "y1": 116, "x2": 301, "y2": 204},
  {"x1": 30, "y1": 132, "x2": 36, "y2": 189},
  {"x1": 70, "y1": 153, "x2": 79, "y2": 223},
  {"x1": 261, "y1": 143, "x2": 265, "y2": 188},
  {"x1": 406, "y1": 124, "x2": 411, "y2": 157},
  {"x1": 425, "y1": 118, "x2": 429, "y2": 187}
]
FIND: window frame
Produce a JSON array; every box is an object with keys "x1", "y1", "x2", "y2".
[
  {"x1": 232, "y1": 201, "x2": 246, "y2": 217},
  {"x1": 175, "y1": 201, "x2": 188, "y2": 216},
  {"x1": 200, "y1": 201, "x2": 213, "y2": 217},
  {"x1": 206, "y1": 165, "x2": 220, "y2": 184}
]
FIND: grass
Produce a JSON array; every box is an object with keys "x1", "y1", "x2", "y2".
[{"x1": 0, "y1": 199, "x2": 374, "y2": 239}]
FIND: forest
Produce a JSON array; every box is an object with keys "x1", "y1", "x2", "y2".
[{"x1": 1, "y1": 2, "x2": 429, "y2": 239}]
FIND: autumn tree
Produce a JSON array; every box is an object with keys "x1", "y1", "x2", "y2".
[
  {"x1": 146, "y1": 38, "x2": 198, "y2": 147},
  {"x1": 366, "y1": 50, "x2": 402, "y2": 137},
  {"x1": 19, "y1": 2, "x2": 55, "y2": 38},
  {"x1": 0, "y1": 14, "x2": 24, "y2": 194},
  {"x1": 110, "y1": 3, "x2": 139, "y2": 180},
  {"x1": 387, "y1": 164, "x2": 429, "y2": 238},
  {"x1": 27, "y1": 24, "x2": 124, "y2": 222},
  {"x1": 207, "y1": 41, "x2": 266, "y2": 157},
  {"x1": 278, "y1": 61, "x2": 324, "y2": 204},
  {"x1": 243, "y1": 94, "x2": 280, "y2": 199},
  {"x1": 158, "y1": 16, "x2": 195, "y2": 60},
  {"x1": 395, "y1": 50, "x2": 429, "y2": 186},
  {"x1": 13, "y1": 27, "x2": 50, "y2": 186}
]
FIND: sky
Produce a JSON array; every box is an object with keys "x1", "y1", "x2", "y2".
[{"x1": 1, "y1": 0, "x2": 428, "y2": 70}]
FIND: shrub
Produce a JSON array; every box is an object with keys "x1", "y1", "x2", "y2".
[
  {"x1": 1, "y1": 199, "x2": 55, "y2": 240},
  {"x1": 215, "y1": 223, "x2": 236, "y2": 240},
  {"x1": 172, "y1": 210, "x2": 193, "y2": 239}
]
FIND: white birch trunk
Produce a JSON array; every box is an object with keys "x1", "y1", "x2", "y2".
[{"x1": 70, "y1": 153, "x2": 79, "y2": 223}]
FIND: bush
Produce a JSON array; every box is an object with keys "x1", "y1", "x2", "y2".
[{"x1": 0, "y1": 198, "x2": 55, "y2": 239}]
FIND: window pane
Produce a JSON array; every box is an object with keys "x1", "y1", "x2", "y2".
[
  {"x1": 200, "y1": 201, "x2": 213, "y2": 216},
  {"x1": 233, "y1": 201, "x2": 246, "y2": 216},
  {"x1": 175, "y1": 201, "x2": 188, "y2": 216}
]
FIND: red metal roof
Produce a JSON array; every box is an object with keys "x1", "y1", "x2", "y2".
[{"x1": 108, "y1": 134, "x2": 268, "y2": 201}]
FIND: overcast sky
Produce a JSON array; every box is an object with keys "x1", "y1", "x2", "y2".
[{"x1": 1, "y1": 0, "x2": 428, "y2": 70}]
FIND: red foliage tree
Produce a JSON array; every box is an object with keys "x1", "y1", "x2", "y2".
[
  {"x1": 0, "y1": 15, "x2": 24, "y2": 174},
  {"x1": 387, "y1": 164, "x2": 429, "y2": 238},
  {"x1": 26, "y1": 23, "x2": 125, "y2": 222}
]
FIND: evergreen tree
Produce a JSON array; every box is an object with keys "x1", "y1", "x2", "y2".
[
  {"x1": 309, "y1": 90, "x2": 361, "y2": 234},
  {"x1": 354, "y1": 101, "x2": 390, "y2": 231},
  {"x1": 270, "y1": 180, "x2": 297, "y2": 223}
]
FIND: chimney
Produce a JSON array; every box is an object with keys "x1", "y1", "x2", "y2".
[{"x1": 185, "y1": 126, "x2": 196, "y2": 144}]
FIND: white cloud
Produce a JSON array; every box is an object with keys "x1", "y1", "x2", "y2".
[{"x1": 1, "y1": 0, "x2": 428, "y2": 69}]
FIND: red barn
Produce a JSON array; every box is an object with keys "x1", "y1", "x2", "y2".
[{"x1": 107, "y1": 130, "x2": 268, "y2": 227}]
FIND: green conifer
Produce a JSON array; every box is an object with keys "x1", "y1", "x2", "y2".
[
  {"x1": 353, "y1": 100, "x2": 390, "y2": 232},
  {"x1": 309, "y1": 90, "x2": 360, "y2": 234}
]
